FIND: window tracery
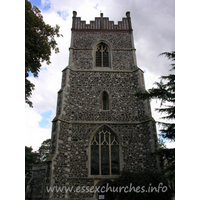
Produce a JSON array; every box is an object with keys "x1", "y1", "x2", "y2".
[
  {"x1": 90, "y1": 126, "x2": 120, "y2": 175},
  {"x1": 96, "y1": 43, "x2": 109, "y2": 67}
]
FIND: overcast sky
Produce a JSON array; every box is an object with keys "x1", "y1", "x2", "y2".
[{"x1": 25, "y1": 0, "x2": 175, "y2": 151}]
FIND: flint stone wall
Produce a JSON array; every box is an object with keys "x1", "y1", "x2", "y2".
[
  {"x1": 39, "y1": 12, "x2": 158, "y2": 200},
  {"x1": 71, "y1": 32, "x2": 136, "y2": 70},
  {"x1": 58, "y1": 70, "x2": 150, "y2": 122},
  {"x1": 51, "y1": 121, "x2": 157, "y2": 199}
]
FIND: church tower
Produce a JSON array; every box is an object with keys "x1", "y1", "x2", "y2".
[{"x1": 26, "y1": 11, "x2": 159, "y2": 200}]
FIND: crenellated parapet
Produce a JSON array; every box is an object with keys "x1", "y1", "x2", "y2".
[
  {"x1": 72, "y1": 11, "x2": 132, "y2": 31},
  {"x1": 27, "y1": 11, "x2": 160, "y2": 200}
]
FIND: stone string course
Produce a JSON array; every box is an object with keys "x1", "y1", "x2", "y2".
[
  {"x1": 50, "y1": 121, "x2": 158, "y2": 199},
  {"x1": 73, "y1": 32, "x2": 133, "y2": 49},
  {"x1": 26, "y1": 11, "x2": 159, "y2": 200},
  {"x1": 71, "y1": 32, "x2": 135, "y2": 70},
  {"x1": 61, "y1": 70, "x2": 149, "y2": 122}
]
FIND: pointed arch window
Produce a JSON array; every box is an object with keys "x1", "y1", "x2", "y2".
[
  {"x1": 96, "y1": 42, "x2": 109, "y2": 67},
  {"x1": 90, "y1": 126, "x2": 120, "y2": 175}
]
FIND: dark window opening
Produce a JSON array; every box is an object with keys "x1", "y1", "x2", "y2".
[
  {"x1": 90, "y1": 126, "x2": 120, "y2": 176},
  {"x1": 102, "y1": 91, "x2": 109, "y2": 110},
  {"x1": 96, "y1": 43, "x2": 109, "y2": 67}
]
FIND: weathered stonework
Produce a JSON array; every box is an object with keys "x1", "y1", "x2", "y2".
[
  {"x1": 70, "y1": 31, "x2": 136, "y2": 70},
  {"x1": 26, "y1": 11, "x2": 159, "y2": 200}
]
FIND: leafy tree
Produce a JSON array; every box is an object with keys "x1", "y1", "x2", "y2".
[
  {"x1": 25, "y1": 0, "x2": 62, "y2": 107},
  {"x1": 134, "y1": 51, "x2": 175, "y2": 192},
  {"x1": 158, "y1": 148, "x2": 175, "y2": 192},
  {"x1": 135, "y1": 51, "x2": 175, "y2": 141},
  {"x1": 157, "y1": 137, "x2": 167, "y2": 149},
  {"x1": 25, "y1": 139, "x2": 51, "y2": 185},
  {"x1": 37, "y1": 138, "x2": 51, "y2": 163},
  {"x1": 25, "y1": 146, "x2": 39, "y2": 184},
  {"x1": 113, "y1": 171, "x2": 173, "y2": 200}
]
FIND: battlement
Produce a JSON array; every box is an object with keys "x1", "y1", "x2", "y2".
[{"x1": 72, "y1": 11, "x2": 132, "y2": 31}]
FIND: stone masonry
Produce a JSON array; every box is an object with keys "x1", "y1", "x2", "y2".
[{"x1": 26, "y1": 11, "x2": 160, "y2": 200}]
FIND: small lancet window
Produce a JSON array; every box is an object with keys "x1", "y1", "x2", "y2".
[
  {"x1": 102, "y1": 91, "x2": 109, "y2": 110},
  {"x1": 96, "y1": 43, "x2": 109, "y2": 67}
]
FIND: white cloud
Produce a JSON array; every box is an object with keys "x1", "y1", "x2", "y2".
[
  {"x1": 26, "y1": 0, "x2": 175, "y2": 150},
  {"x1": 165, "y1": 142, "x2": 175, "y2": 149},
  {"x1": 25, "y1": 105, "x2": 51, "y2": 151}
]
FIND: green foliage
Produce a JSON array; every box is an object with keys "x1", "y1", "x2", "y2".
[
  {"x1": 113, "y1": 171, "x2": 173, "y2": 200},
  {"x1": 157, "y1": 148, "x2": 175, "y2": 194},
  {"x1": 134, "y1": 51, "x2": 175, "y2": 141},
  {"x1": 25, "y1": 146, "x2": 39, "y2": 184},
  {"x1": 134, "y1": 51, "x2": 175, "y2": 189},
  {"x1": 157, "y1": 137, "x2": 166, "y2": 149},
  {"x1": 158, "y1": 149, "x2": 175, "y2": 181},
  {"x1": 25, "y1": 139, "x2": 51, "y2": 185},
  {"x1": 25, "y1": 0, "x2": 62, "y2": 107},
  {"x1": 37, "y1": 138, "x2": 51, "y2": 163}
]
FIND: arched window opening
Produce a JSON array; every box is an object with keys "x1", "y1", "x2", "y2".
[
  {"x1": 102, "y1": 91, "x2": 109, "y2": 110},
  {"x1": 90, "y1": 126, "x2": 120, "y2": 176},
  {"x1": 96, "y1": 43, "x2": 109, "y2": 67}
]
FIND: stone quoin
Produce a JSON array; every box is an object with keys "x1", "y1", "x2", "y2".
[{"x1": 26, "y1": 11, "x2": 160, "y2": 200}]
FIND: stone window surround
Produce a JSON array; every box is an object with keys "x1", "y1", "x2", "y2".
[
  {"x1": 88, "y1": 125, "x2": 122, "y2": 177},
  {"x1": 95, "y1": 42, "x2": 109, "y2": 67},
  {"x1": 100, "y1": 90, "x2": 110, "y2": 111},
  {"x1": 92, "y1": 40, "x2": 112, "y2": 69}
]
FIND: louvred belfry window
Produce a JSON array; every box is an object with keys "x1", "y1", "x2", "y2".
[
  {"x1": 90, "y1": 126, "x2": 120, "y2": 175},
  {"x1": 96, "y1": 43, "x2": 109, "y2": 67}
]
